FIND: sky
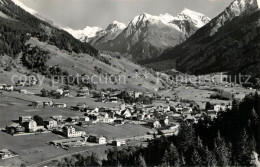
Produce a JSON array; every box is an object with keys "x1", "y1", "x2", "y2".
[{"x1": 19, "y1": 0, "x2": 234, "y2": 29}]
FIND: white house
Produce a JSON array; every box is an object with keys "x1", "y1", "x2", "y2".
[
  {"x1": 79, "y1": 116, "x2": 90, "y2": 122},
  {"x1": 95, "y1": 136, "x2": 106, "y2": 144},
  {"x1": 214, "y1": 104, "x2": 227, "y2": 112},
  {"x1": 63, "y1": 126, "x2": 86, "y2": 138},
  {"x1": 56, "y1": 89, "x2": 63, "y2": 95},
  {"x1": 45, "y1": 119, "x2": 58, "y2": 130},
  {"x1": 5, "y1": 85, "x2": 13, "y2": 91},
  {"x1": 54, "y1": 103, "x2": 67, "y2": 108},
  {"x1": 25, "y1": 120, "x2": 37, "y2": 132}
]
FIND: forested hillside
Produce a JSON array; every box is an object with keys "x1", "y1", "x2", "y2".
[{"x1": 0, "y1": 0, "x2": 98, "y2": 58}]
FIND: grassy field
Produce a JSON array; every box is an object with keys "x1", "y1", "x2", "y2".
[
  {"x1": 76, "y1": 123, "x2": 151, "y2": 141},
  {"x1": 158, "y1": 85, "x2": 257, "y2": 109}
]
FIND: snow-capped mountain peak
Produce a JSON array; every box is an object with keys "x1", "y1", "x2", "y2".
[
  {"x1": 176, "y1": 8, "x2": 211, "y2": 28},
  {"x1": 106, "y1": 21, "x2": 126, "y2": 31},
  {"x1": 64, "y1": 26, "x2": 102, "y2": 42},
  {"x1": 209, "y1": 0, "x2": 258, "y2": 35},
  {"x1": 131, "y1": 12, "x2": 160, "y2": 26},
  {"x1": 159, "y1": 13, "x2": 175, "y2": 24}
]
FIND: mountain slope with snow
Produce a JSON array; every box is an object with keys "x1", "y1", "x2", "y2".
[
  {"x1": 64, "y1": 26, "x2": 102, "y2": 42},
  {"x1": 144, "y1": 0, "x2": 260, "y2": 77},
  {"x1": 90, "y1": 21, "x2": 126, "y2": 46},
  {"x1": 93, "y1": 9, "x2": 210, "y2": 61}
]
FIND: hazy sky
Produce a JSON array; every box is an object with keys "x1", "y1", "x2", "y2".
[{"x1": 19, "y1": 0, "x2": 233, "y2": 29}]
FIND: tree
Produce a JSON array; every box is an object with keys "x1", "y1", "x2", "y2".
[
  {"x1": 40, "y1": 89, "x2": 49, "y2": 97},
  {"x1": 205, "y1": 102, "x2": 213, "y2": 110},
  {"x1": 161, "y1": 150, "x2": 170, "y2": 166},
  {"x1": 178, "y1": 121, "x2": 195, "y2": 152},
  {"x1": 204, "y1": 146, "x2": 216, "y2": 167},
  {"x1": 33, "y1": 115, "x2": 45, "y2": 126},
  {"x1": 214, "y1": 133, "x2": 231, "y2": 166},
  {"x1": 136, "y1": 154, "x2": 147, "y2": 167},
  {"x1": 236, "y1": 129, "x2": 253, "y2": 166},
  {"x1": 191, "y1": 148, "x2": 202, "y2": 166},
  {"x1": 168, "y1": 143, "x2": 180, "y2": 167}
]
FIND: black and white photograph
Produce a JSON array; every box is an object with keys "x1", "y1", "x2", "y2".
[{"x1": 0, "y1": 0, "x2": 260, "y2": 166}]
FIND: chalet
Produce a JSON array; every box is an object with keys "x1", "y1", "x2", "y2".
[
  {"x1": 79, "y1": 116, "x2": 90, "y2": 122},
  {"x1": 163, "y1": 106, "x2": 170, "y2": 113},
  {"x1": 108, "y1": 111, "x2": 116, "y2": 118},
  {"x1": 67, "y1": 116, "x2": 80, "y2": 123},
  {"x1": 114, "y1": 118, "x2": 124, "y2": 124},
  {"x1": 29, "y1": 77, "x2": 37, "y2": 86},
  {"x1": 51, "y1": 115, "x2": 63, "y2": 122},
  {"x1": 127, "y1": 90, "x2": 134, "y2": 97},
  {"x1": 77, "y1": 87, "x2": 89, "y2": 97},
  {"x1": 147, "y1": 120, "x2": 161, "y2": 128},
  {"x1": 214, "y1": 104, "x2": 227, "y2": 112},
  {"x1": 165, "y1": 96, "x2": 171, "y2": 101},
  {"x1": 182, "y1": 107, "x2": 193, "y2": 114},
  {"x1": 5, "y1": 85, "x2": 13, "y2": 91},
  {"x1": 144, "y1": 92, "x2": 153, "y2": 98},
  {"x1": 87, "y1": 134, "x2": 98, "y2": 143},
  {"x1": 63, "y1": 89, "x2": 70, "y2": 97},
  {"x1": 45, "y1": 119, "x2": 58, "y2": 130},
  {"x1": 207, "y1": 110, "x2": 217, "y2": 119},
  {"x1": 63, "y1": 126, "x2": 86, "y2": 138},
  {"x1": 19, "y1": 116, "x2": 32, "y2": 124},
  {"x1": 159, "y1": 118, "x2": 169, "y2": 127},
  {"x1": 109, "y1": 97, "x2": 118, "y2": 103},
  {"x1": 138, "y1": 113, "x2": 145, "y2": 120},
  {"x1": 77, "y1": 102, "x2": 86, "y2": 108},
  {"x1": 6, "y1": 123, "x2": 25, "y2": 134},
  {"x1": 53, "y1": 103, "x2": 67, "y2": 108},
  {"x1": 119, "y1": 103, "x2": 126, "y2": 111},
  {"x1": 134, "y1": 91, "x2": 143, "y2": 98},
  {"x1": 109, "y1": 91, "x2": 121, "y2": 97},
  {"x1": 24, "y1": 120, "x2": 38, "y2": 132},
  {"x1": 55, "y1": 89, "x2": 63, "y2": 95},
  {"x1": 32, "y1": 101, "x2": 43, "y2": 108},
  {"x1": 19, "y1": 89, "x2": 28, "y2": 94},
  {"x1": 43, "y1": 101, "x2": 53, "y2": 107},
  {"x1": 84, "y1": 106, "x2": 98, "y2": 113},
  {"x1": 88, "y1": 114, "x2": 99, "y2": 122},
  {"x1": 98, "y1": 107, "x2": 106, "y2": 112},
  {"x1": 175, "y1": 104, "x2": 183, "y2": 112},
  {"x1": 131, "y1": 114, "x2": 138, "y2": 120},
  {"x1": 121, "y1": 109, "x2": 132, "y2": 118},
  {"x1": 96, "y1": 136, "x2": 107, "y2": 144},
  {"x1": 112, "y1": 140, "x2": 126, "y2": 147}
]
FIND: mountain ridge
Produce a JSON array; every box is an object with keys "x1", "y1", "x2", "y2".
[
  {"x1": 90, "y1": 9, "x2": 210, "y2": 62},
  {"x1": 144, "y1": 0, "x2": 260, "y2": 78}
]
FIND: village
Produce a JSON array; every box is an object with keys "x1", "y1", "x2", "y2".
[
  {"x1": 0, "y1": 70, "x2": 258, "y2": 167},
  {"x1": 0, "y1": 75, "x2": 242, "y2": 166}
]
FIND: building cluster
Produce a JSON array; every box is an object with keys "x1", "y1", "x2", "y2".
[{"x1": 6, "y1": 116, "x2": 46, "y2": 134}]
